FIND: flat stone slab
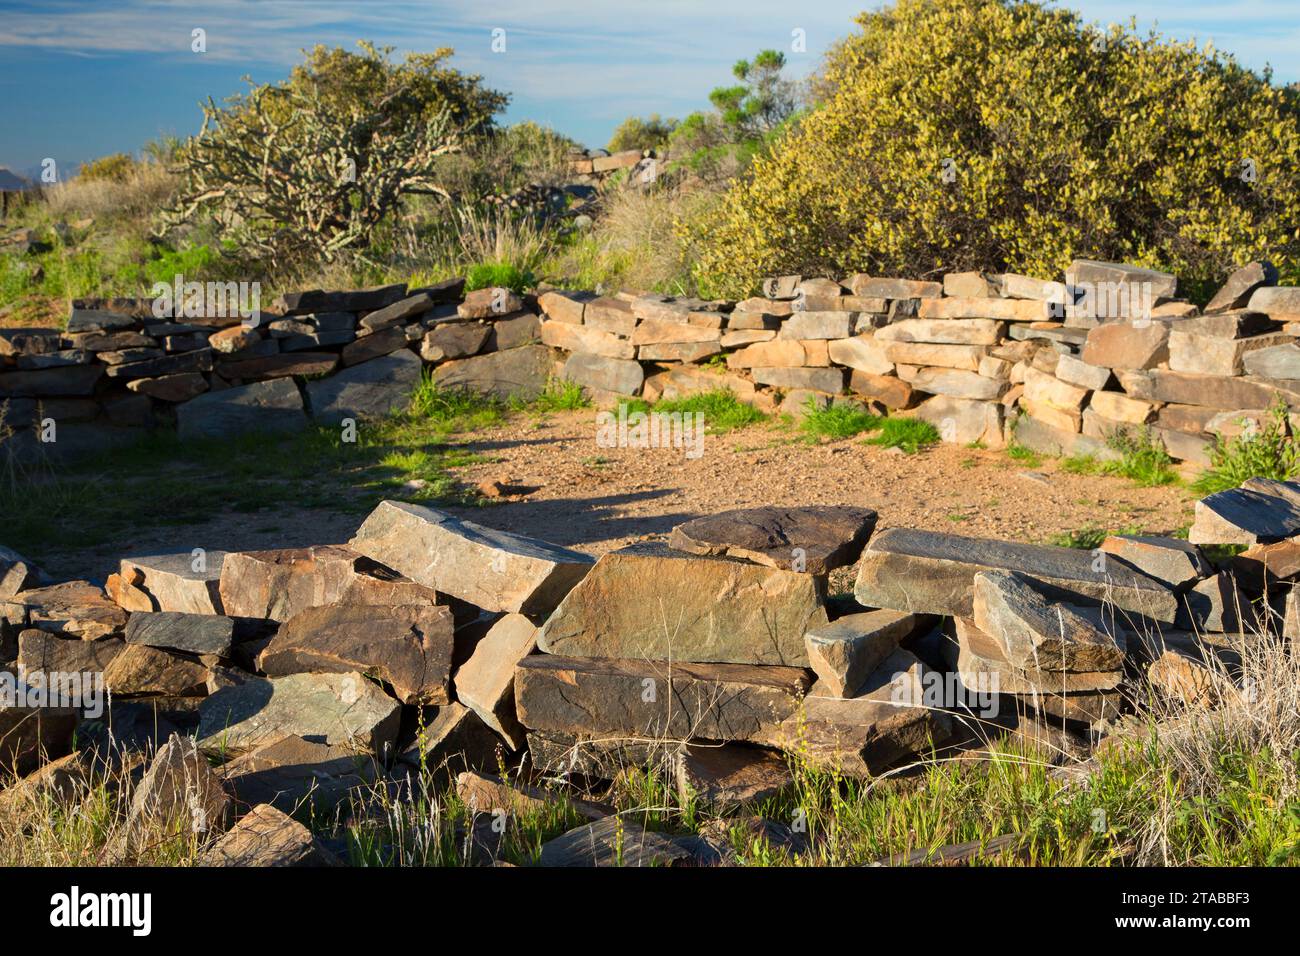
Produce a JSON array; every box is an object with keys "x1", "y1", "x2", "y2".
[
  {"x1": 804, "y1": 609, "x2": 919, "y2": 697},
  {"x1": 349, "y1": 501, "x2": 593, "y2": 617},
  {"x1": 776, "y1": 648, "x2": 952, "y2": 777},
  {"x1": 176, "y1": 378, "x2": 307, "y2": 442},
  {"x1": 199, "y1": 803, "x2": 342, "y2": 867},
  {"x1": 453, "y1": 612, "x2": 537, "y2": 750},
  {"x1": 14, "y1": 580, "x2": 127, "y2": 639},
  {"x1": 537, "y1": 541, "x2": 828, "y2": 666},
  {"x1": 104, "y1": 643, "x2": 211, "y2": 697},
  {"x1": 18, "y1": 629, "x2": 123, "y2": 675},
  {"x1": 258, "y1": 602, "x2": 455, "y2": 705},
  {"x1": 1190, "y1": 480, "x2": 1300, "y2": 545},
  {"x1": 538, "y1": 816, "x2": 692, "y2": 867},
  {"x1": 973, "y1": 571, "x2": 1126, "y2": 672},
  {"x1": 854, "y1": 528, "x2": 1177, "y2": 623},
  {"x1": 197, "y1": 671, "x2": 401, "y2": 755},
  {"x1": 943, "y1": 618, "x2": 1122, "y2": 694},
  {"x1": 124, "y1": 611, "x2": 235, "y2": 657},
  {"x1": 220, "y1": 734, "x2": 380, "y2": 812},
  {"x1": 667, "y1": 505, "x2": 876, "y2": 574},
  {"x1": 674, "y1": 744, "x2": 793, "y2": 811},
  {"x1": 514, "y1": 655, "x2": 811, "y2": 745},
  {"x1": 433, "y1": 344, "x2": 553, "y2": 400},
  {"x1": 306, "y1": 349, "x2": 422, "y2": 424},
  {"x1": 1100, "y1": 535, "x2": 1212, "y2": 590},
  {"x1": 119, "y1": 551, "x2": 227, "y2": 614}
]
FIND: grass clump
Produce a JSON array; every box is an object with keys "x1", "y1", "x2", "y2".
[
  {"x1": 864, "y1": 417, "x2": 940, "y2": 454},
  {"x1": 526, "y1": 376, "x2": 591, "y2": 413},
  {"x1": 1193, "y1": 396, "x2": 1300, "y2": 495},
  {"x1": 408, "y1": 373, "x2": 505, "y2": 432},
  {"x1": 1058, "y1": 454, "x2": 1103, "y2": 475},
  {"x1": 1102, "y1": 426, "x2": 1178, "y2": 487},
  {"x1": 652, "y1": 389, "x2": 767, "y2": 433},
  {"x1": 1006, "y1": 443, "x2": 1043, "y2": 468},
  {"x1": 463, "y1": 261, "x2": 535, "y2": 294},
  {"x1": 799, "y1": 399, "x2": 880, "y2": 441}
]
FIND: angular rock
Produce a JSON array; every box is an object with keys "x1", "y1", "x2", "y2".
[
  {"x1": 877, "y1": 318, "x2": 1003, "y2": 346},
  {"x1": 848, "y1": 277, "x2": 943, "y2": 299},
  {"x1": 538, "y1": 816, "x2": 691, "y2": 867},
  {"x1": 827, "y1": 335, "x2": 893, "y2": 375},
  {"x1": 883, "y1": 341, "x2": 986, "y2": 370},
  {"x1": 176, "y1": 378, "x2": 306, "y2": 441},
  {"x1": 118, "y1": 734, "x2": 231, "y2": 855},
  {"x1": 419, "y1": 322, "x2": 490, "y2": 361},
  {"x1": 199, "y1": 803, "x2": 341, "y2": 867},
  {"x1": 15, "y1": 581, "x2": 126, "y2": 639},
  {"x1": 486, "y1": 312, "x2": 541, "y2": 351},
  {"x1": 218, "y1": 545, "x2": 371, "y2": 623},
  {"x1": 0, "y1": 697, "x2": 78, "y2": 776},
  {"x1": 1150, "y1": 370, "x2": 1294, "y2": 411},
  {"x1": 275, "y1": 284, "x2": 406, "y2": 316},
  {"x1": 350, "y1": 501, "x2": 592, "y2": 617},
  {"x1": 541, "y1": 320, "x2": 635, "y2": 359},
  {"x1": 1065, "y1": 259, "x2": 1177, "y2": 300},
  {"x1": 776, "y1": 311, "x2": 854, "y2": 340},
  {"x1": 433, "y1": 344, "x2": 554, "y2": 401},
  {"x1": 973, "y1": 571, "x2": 1126, "y2": 672},
  {"x1": 776, "y1": 648, "x2": 952, "y2": 777},
  {"x1": 305, "y1": 349, "x2": 422, "y2": 425},
  {"x1": 727, "y1": 339, "x2": 806, "y2": 368},
  {"x1": 854, "y1": 528, "x2": 1177, "y2": 622},
  {"x1": 537, "y1": 542, "x2": 827, "y2": 666},
  {"x1": 397, "y1": 701, "x2": 503, "y2": 775},
  {"x1": 537, "y1": 290, "x2": 594, "y2": 324},
  {"x1": 666, "y1": 505, "x2": 876, "y2": 574},
  {"x1": 124, "y1": 611, "x2": 235, "y2": 657},
  {"x1": 1177, "y1": 572, "x2": 1248, "y2": 634},
  {"x1": 515, "y1": 655, "x2": 811, "y2": 744},
  {"x1": 453, "y1": 613, "x2": 536, "y2": 750},
  {"x1": 944, "y1": 272, "x2": 1000, "y2": 298},
  {"x1": 258, "y1": 602, "x2": 455, "y2": 705},
  {"x1": 1241, "y1": 343, "x2": 1300, "y2": 380},
  {"x1": 1168, "y1": 330, "x2": 1292, "y2": 376},
  {"x1": 220, "y1": 734, "x2": 380, "y2": 812},
  {"x1": 1088, "y1": 390, "x2": 1155, "y2": 424},
  {"x1": 1080, "y1": 322, "x2": 1169, "y2": 370},
  {"x1": 918, "y1": 298, "x2": 1046, "y2": 321},
  {"x1": 1247, "y1": 286, "x2": 1300, "y2": 318},
  {"x1": 1100, "y1": 535, "x2": 1211, "y2": 590},
  {"x1": 0, "y1": 365, "x2": 104, "y2": 398},
  {"x1": 127, "y1": 372, "x2": 208, "y2": 402},
  {"x1": 561, "y1": 352, "x2": 644, "y2": 395},
  {"x1": 583, "y1": 297, "x2": 637, "y2": 335},
  {"x1": 632, "y1": 318, "x2": 722, "y2": 346},
  {"x1": 1206, "y1": 262, "x2": 1277, "y2": 314},
  {"x1": 119, "y1": 552, "x2": 226, "y2": 614},
  {"x1": 804, "y1": 610, "x2": 918, "y2": 698},
  {"x1": 1189, "y1": 481, "x2": 1300, "y2": 545},
  {"x1": 340, "y1": 326, "x2": 406, "y2": 366},
  {"x1": 17, "y1": 629, "x2": 123, "y2": 675},
  {"x1": 197, "y1": 672, "x2": 402, "y2": 755},
  {"x1": 848, "y1": 370, "x2": 913, "y2": 408},
  {"x1": 459, "y1": 287, "x2": 524, "y2": 319},
  {"x1": 104, "y1": 644, "x2": 210, "y2": 697},
  {"x1": 1177, "y1": 309, "x2": 1276, "y2": 339},
  {"x1": 359, "y1": 292, "x2": 435, "y2": 331},
  {"x1": 911, "y1": 368, "x2": 1006, "y2": 400},
  {"x1": 1054, "y1": 354, "x2": 1112, "y2": 391},
  {"x1": 750, "y1": 366, "x2": 844, "y2": 393},
  {"x1": 0, "y1": 546, "x2": 40, "y2": 602},
  {"x1": 675, "y1": 744, "x2": 793, "y2": 810},
  {"x1": 914, "y1": 395, "x2": 1004, "y2": 446},
  {"x1": 944, "y1": 618, "x2": 1122, "y2": 694}
]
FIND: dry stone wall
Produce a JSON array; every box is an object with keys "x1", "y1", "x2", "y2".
[{"x1": 3, "y1": 258, "x2": 1299, "y2": 469}]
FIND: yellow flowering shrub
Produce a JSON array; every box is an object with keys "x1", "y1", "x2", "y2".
[{"x1": 681, "y1": 0, "x2": 1300, "y2": 298}]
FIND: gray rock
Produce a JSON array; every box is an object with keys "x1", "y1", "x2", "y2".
[
  {"x1": 1242, "y1": 343, "x2": 1300, "y2": 380},
  {"x1": 1246, "y1": 285, "x2": 1300, "y2": 317},
  {"x1": 667, "y1": 505, "x2": 875, "y2": 574},
  {"x1": 305, "y1": 349, "x2": 422, "y2": 425},
  {"x1": 433, "y1": 344, "x2": 554, "y2": 400},
  {"x1": 197, "y1": 672, "x2": 402, "y2": 756},
  {"x1": 220, "y1": 734, "x2": 380, "y2": 813},
  {"x1": 1205, "y1": 262, "x2": 1277, "y2": 314},
  {"x1": 1099, "y1": 535, "x2": 1211, "y2": 590},
  {"x1": 675, "y1": 744, "x2": 793, "y2": 811},
  {"x1": 453, "y1": 612, "x2": 536, "y2": 750},
  {"x1": 539, "y1": 816, "x2": 692, "y2": 867},
  {"x1": 349, "y1": 501, "x2": 593, "y2": 617},
  {"x1": 124, "y1": 611, "x2": 235, "y2": 656},
  {"x1": 537, "y1": 541, "x2": 827, "y2": 666},
  {"x1": 972, "y1": 571, "x2": 1126, "y2": 672},
  {"x1": 119, "y1": 552, "x2": 226, "y2": 614},
  {"x1": 176, "y1": 378, "x2": 307, "y2": 442},
  {"x1": 0, "y1": 365, "x2": 104, "y2": 397},
  {"x1": 115, "y1": 734, "x2": 232, "y2": 858},
  {"x1": 199, "y1": 803, "x2": 342, "y2": 867},
  {"x1": 1190, "y1": 480, "x2": 1300, "y2": 545},
  {"x1": 275, "y1": 284, "x2": 407, "y2": 316},
  {"x1": 854, "y1": 527, "x2": 1177, "y2": 622},
  {"x1": 562, "y1": 352, "x2": 644, "y2": 395},
  {"x1": 804, "y1": 609, "x2": 919, "y2": 697}
]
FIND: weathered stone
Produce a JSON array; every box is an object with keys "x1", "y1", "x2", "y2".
[
  {"x1": 918, "y1": 298, "x2": 1047, "y2": 322},
  {"x1": 1241, "y1": 343, "x2": 1300, "y2": 380},
  {"x1": 1228, "y1": 539, "x2": 1300, "y2": 590},
  {"x1": 637, "y1": 341, "x2": 721, "y2": 363},
  {"x1": 433, "y1": 344, "x2": 554, "y2": 401},
  {"x1": 65, "y1": 309, "x2": 138, "y2": 334},
  {"x1": 848, "y1": 277, "x2": 943, "y2": 299},
  {"x1": 419, "y1": 322, "x2": 490, "y2": 361},
  {"x1": 125, "y1": 611, "x2": 234, "y2": 656},
  {"x1": 1150, "y1": 369, "x2": 1296, "y2": 410},
  {"x1": 914, "y1": 395, "x2": 1005, "y2": 446},
  {"x1": 305, "y1": 349, "x2": 422, "y2": 425},
  {"x1": 358, "y1": 292, "x2": 435, "y2": 332},
  {"x1": 804, "y1": 610, "x2": 918, "y2": 698},
  {"x1": 199, "y1": 803, "x2": 341, "y2": 867},
  {"x1": 458, "y1": 287, "x2": 524, "y2": 319},
  {"x1": 1179, "y1": 309, "x2": 1277, "y2": 339},
  {"x1": 1054, "y1": 354, "x2": 1112, "y2": 391},
  {"x1": 1100, "y1": 535, "x2": 1211, "y2": 590},
  {"x1": 0, "y1": 546, "x2": 40, "y2": 602},
  {"x1": 1177, "y1": 572, "x2": 1247, "y2": 634},
  {"x1": 943, "y1": 272, "x2": 999, "y2": 298},
  {"x1": 176, "y1": 378, "x2": 306, "y2": 441},
  {"x1": 726, "y1": 310, "x2": 782, "y2": 331},
  {"x1": 763, "y1": 275, "x2": 803, "y2": 299},
  {"x1": 848, "y1": 370, "x2": 913, "y2": 408},
  {"x1": 1247, "y1": 285, "x2": 1300, "y2": 318},
  {"x1": 218, "y1": 545, "x2": 370, "y2": 623},
  {"x1": 453, "y1": 613, "x2": 536, "y2": 750},
  {"x1": 854, "y1": 527, "x2": 1177, "y2": 621},
  {"x1": 486, "y1": 312, "x2": 541, "y2": 350},
  {"x1": 727, "y1": 339, "x2": 805, "y2": 368},
  {"x1": 1168, "y1": 330, "x2": 1292, "y2": 376},
  {"x1": 667, "y1": 505, "x2": 875, "y2": 575},
  {"x1": 1080, "y1": 322, "x2": 1169, "y2": 370},
  {"x1": 340, "y1": 326, "x2": 406, "y2": 366},
  {"x1": 1189, "y1": 480, "x2": 1300, "y2": 545},
  {"x1": 943, "y1": 618, "x2": 1122, "y2": 694},
  {"x1": 258, "y1": 603, "x2": 454, "y2": 705},
  {"x1": 0, "y1": 752, "x2": 88, "y2": 817},
  {"x1": 583, "y1": 297, "x2": 637, "y2": 335},
  {"x1": 525, "y1": 729, "x2": 677, "y2": 779},
  {"x1": 675, "y1": 744, "x2": 793, "y2": 810},
  {"x1": 537, "y1": 290, "x2": 594, "y2": 324},
  {"x1": 397, "y1": 701, "x2": 503, "y2": 774},
  {"x1": 1146, "y1": 633, "x2": 1237, "y2": 707},
  {"x1": 17, "y1": 629, "x2": 123, "y2": 675},
  {"x1": 350, "y1": 501, "x2": 593, "y2": 617},
  {"x1": 276, "y1": 284, "x2": 406, "y2": 316},
  {"x1": 0, "y1": 697, "x2": 78, "y2": 776},
  {"x1": 911, "y1": 368, "x2": 1006, "y2": 400},
  {"x1": 883, "y1": 342, "x2": 986, "y2": 371},
  {"x1": 1023, "y1": 366, "x2": 1089, "y2": 411},
  {"x1": 15, "y1": 581, "x2": 126, "y2": 639},
  {"x1": 220, "y1": 734, "x2": 380, "y2": 812},
  {"x1": 117, "y1": 734, "x2": 231, "y2": 856},
  {"x1": 127, "y1": 372, "x2": 209, "y2": 402},
  {"x1": 878, "y1": 319, "x2": 1003, "y2": 346},
  {"x1": 1066, "y1": 259, "x2": 1177, "y2": 300},
  {"x1": 561, "y1": 352, "x2": 643, "y2": 396},
  {"x1": 0, "y1": 364, "x2": 104, "y2": 398},
  {"x1": 198, "y1": 672, "x2": 401, "y2": 755},
  {"x1": 777, "y1": 311, "x2": 854, "y2": 340},
  {"x1": 104, "y1": 644, "x2": 209, "y2": 697},
  {"x1": 750, "y1": 366, "x2": 844, "y2": 393},
  {"x1": 538, "y1": 816, "x2": 691, "y2": 867},
  {"x1": 998, "y1": 275, "x2": 1070, "y2": 301},
  {"x1": 1206, "y1": 262, "x2": 1277, "y2": 314},
  {"x1": 776, "y1": 648, "x2": 952, "y2": 777},
  {"x1": 541, "y1": 320, "x2": 635, "y2": 358},
  {"x1": 119, "y1": 552, "x2": 225, "y2": 614},
  {"x1": 515, "y1": 654, "x2": 811, "y2": 744},
  {"x1": 973, "y1": 571, "x2": 1126, "y2": 672},
  {"x1": 631, "y1": 318, "x2": 721, "y2": 346},
  {"x1": 537, "y1": 542, "x2": 827, "y2": 666},
  {"x1": 720, "y1": 329, "x2": 775, "y2": 348}
]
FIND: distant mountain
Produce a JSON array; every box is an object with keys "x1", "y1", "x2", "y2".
[{"x1": 0, "y1": 167, "x2": 33, "y2": 191}]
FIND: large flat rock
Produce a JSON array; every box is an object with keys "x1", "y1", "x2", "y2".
[
  {"x1": 197, "y1": 672, "x2": 401, "y2": 755},
  {"x1": 666, "y1": 505, "x2": 876, "y2": 573},
  {"x1": 432, "y1": 344, "x2": 553, "y2": 400},
  {"x1": 306, "y1": 349, "x2": 422, "y2": 424},
  {"x1": 349, "y1": 501, "x2": 593, "y2": 617},
  {"x1": 1189, "y1": 480, "x2": 1300, "y2": 545},
  {"x1": 258, "y1": 602, "x2": 455, "y2": 705},
  {"x1": 514, "y1": 655, "x2": 811, "y2": 745},
  {"x1": 176, "y1": 378, "x2": 307, "y2": 442},
  {"x1": 120, "y1": 551, "x2": 227, "y2": 614},
  {"x1": 854, "y1": 528, "x2": 1177, "y2": 622},
  {"x1": 536, "y1": 541, "x2": 828, "y2": 666},
  {"x1": 804, "y1": 609, "x2": 919, "y2": 698},
  {"x1": 124, "y1": 611, "x2": 235, "y2": 657},
  {"x1": 972, "y1": 571, "x2": 1126, "y2": 672}
]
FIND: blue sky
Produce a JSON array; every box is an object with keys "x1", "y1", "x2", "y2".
[{"x1": 1, "y1": 0, "x2": 1297, "y2": 176}]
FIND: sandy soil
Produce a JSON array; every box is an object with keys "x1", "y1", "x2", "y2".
[{"x1": 40, "y1": 409, "x2": 1195, "y2": 585}]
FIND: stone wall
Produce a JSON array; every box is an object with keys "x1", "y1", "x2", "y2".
[{"x1": 3, "y1": 259, "x2": 1299, "y2": 466}]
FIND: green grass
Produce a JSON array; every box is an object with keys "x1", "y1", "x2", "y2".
[
  {"x1": 863, "y1": 417, "x2": 941, "y2": 454},
  {"x1": 526, "y1": 376, "x2": 591, "y2": 413},
  {"x1": 408, "y1": 373, "x2": 507, "y2": 432},
  {"x1": 1102, "y1": 426, "x2": 1179, "y2": 487},
  {"x1": 1192, "y1": 396, "x2": 1300, "y2": 495},
  {"x1": 463, "y1": 261, "x2": 535, "y2": 294},
  {"x1": 799, "y1": 400, "x2": 880, "y2": 441},
  {"x1": 625, "y1": 389, "x2": 767, "y2": 434},
  {"x1": 1006, "y1": 443, "x2": 1044, "y2": 468},
  {"x1": 1049, "y1": 524, "x2": 1143, "y2": 549},
  {"x1": 1058, "y1": 454, "x2": 1103, "y2": 475}
]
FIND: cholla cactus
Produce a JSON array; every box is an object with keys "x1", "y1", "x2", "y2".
[{"x1": 161, "y1": 68, "x2": 462, "y2": 265}]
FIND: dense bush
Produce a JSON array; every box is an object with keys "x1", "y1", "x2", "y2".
[
  {"x1": 607, "y1": 114, "x2": 678, "y2": 153},
  {"x1": 683, "y1": 0, "x2": 1300, "y2": 297},
  {"x1": 78, "y1": 153, "x2": 137, "y2": 183}
]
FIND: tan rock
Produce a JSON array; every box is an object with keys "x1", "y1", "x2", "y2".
[{"x1": 454, "y1": 613, "x2": 537, "y2": 750}]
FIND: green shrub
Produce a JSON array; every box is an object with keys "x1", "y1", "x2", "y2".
[
  {"x1": 1103, "y1": 426, "x2": 1179, "y2": 486},
  {"x1": 683, "y1": 0, "x2": 1300, "y2": 296},
  {"x1": 800, "y1": 400, "x2": 881, "y2": 440},
  {"x1": 529, "y1": 376, "x2": 590, "y2": 412},
  {"x1": 865, "y1": 417, "x2": 941, "y2": 453},
  {"x1": 78, "y1": 153, "x2": 137, "y2": 183},
  {"x1": 653, "y1": 389, "x2": 767, "y2": 433},
  {"x1": 464, "y1": 260, "x2": 534, "y2": 293},
  {"x1": 1193, "y1": 396, "x2": 1300, "y2": 495},
  {"x1": 607, "y1": 114, "x2": 678, "y2": 153},
  {"x1": 407, "y1": 373, "x2": 503, "y2": 431}
]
